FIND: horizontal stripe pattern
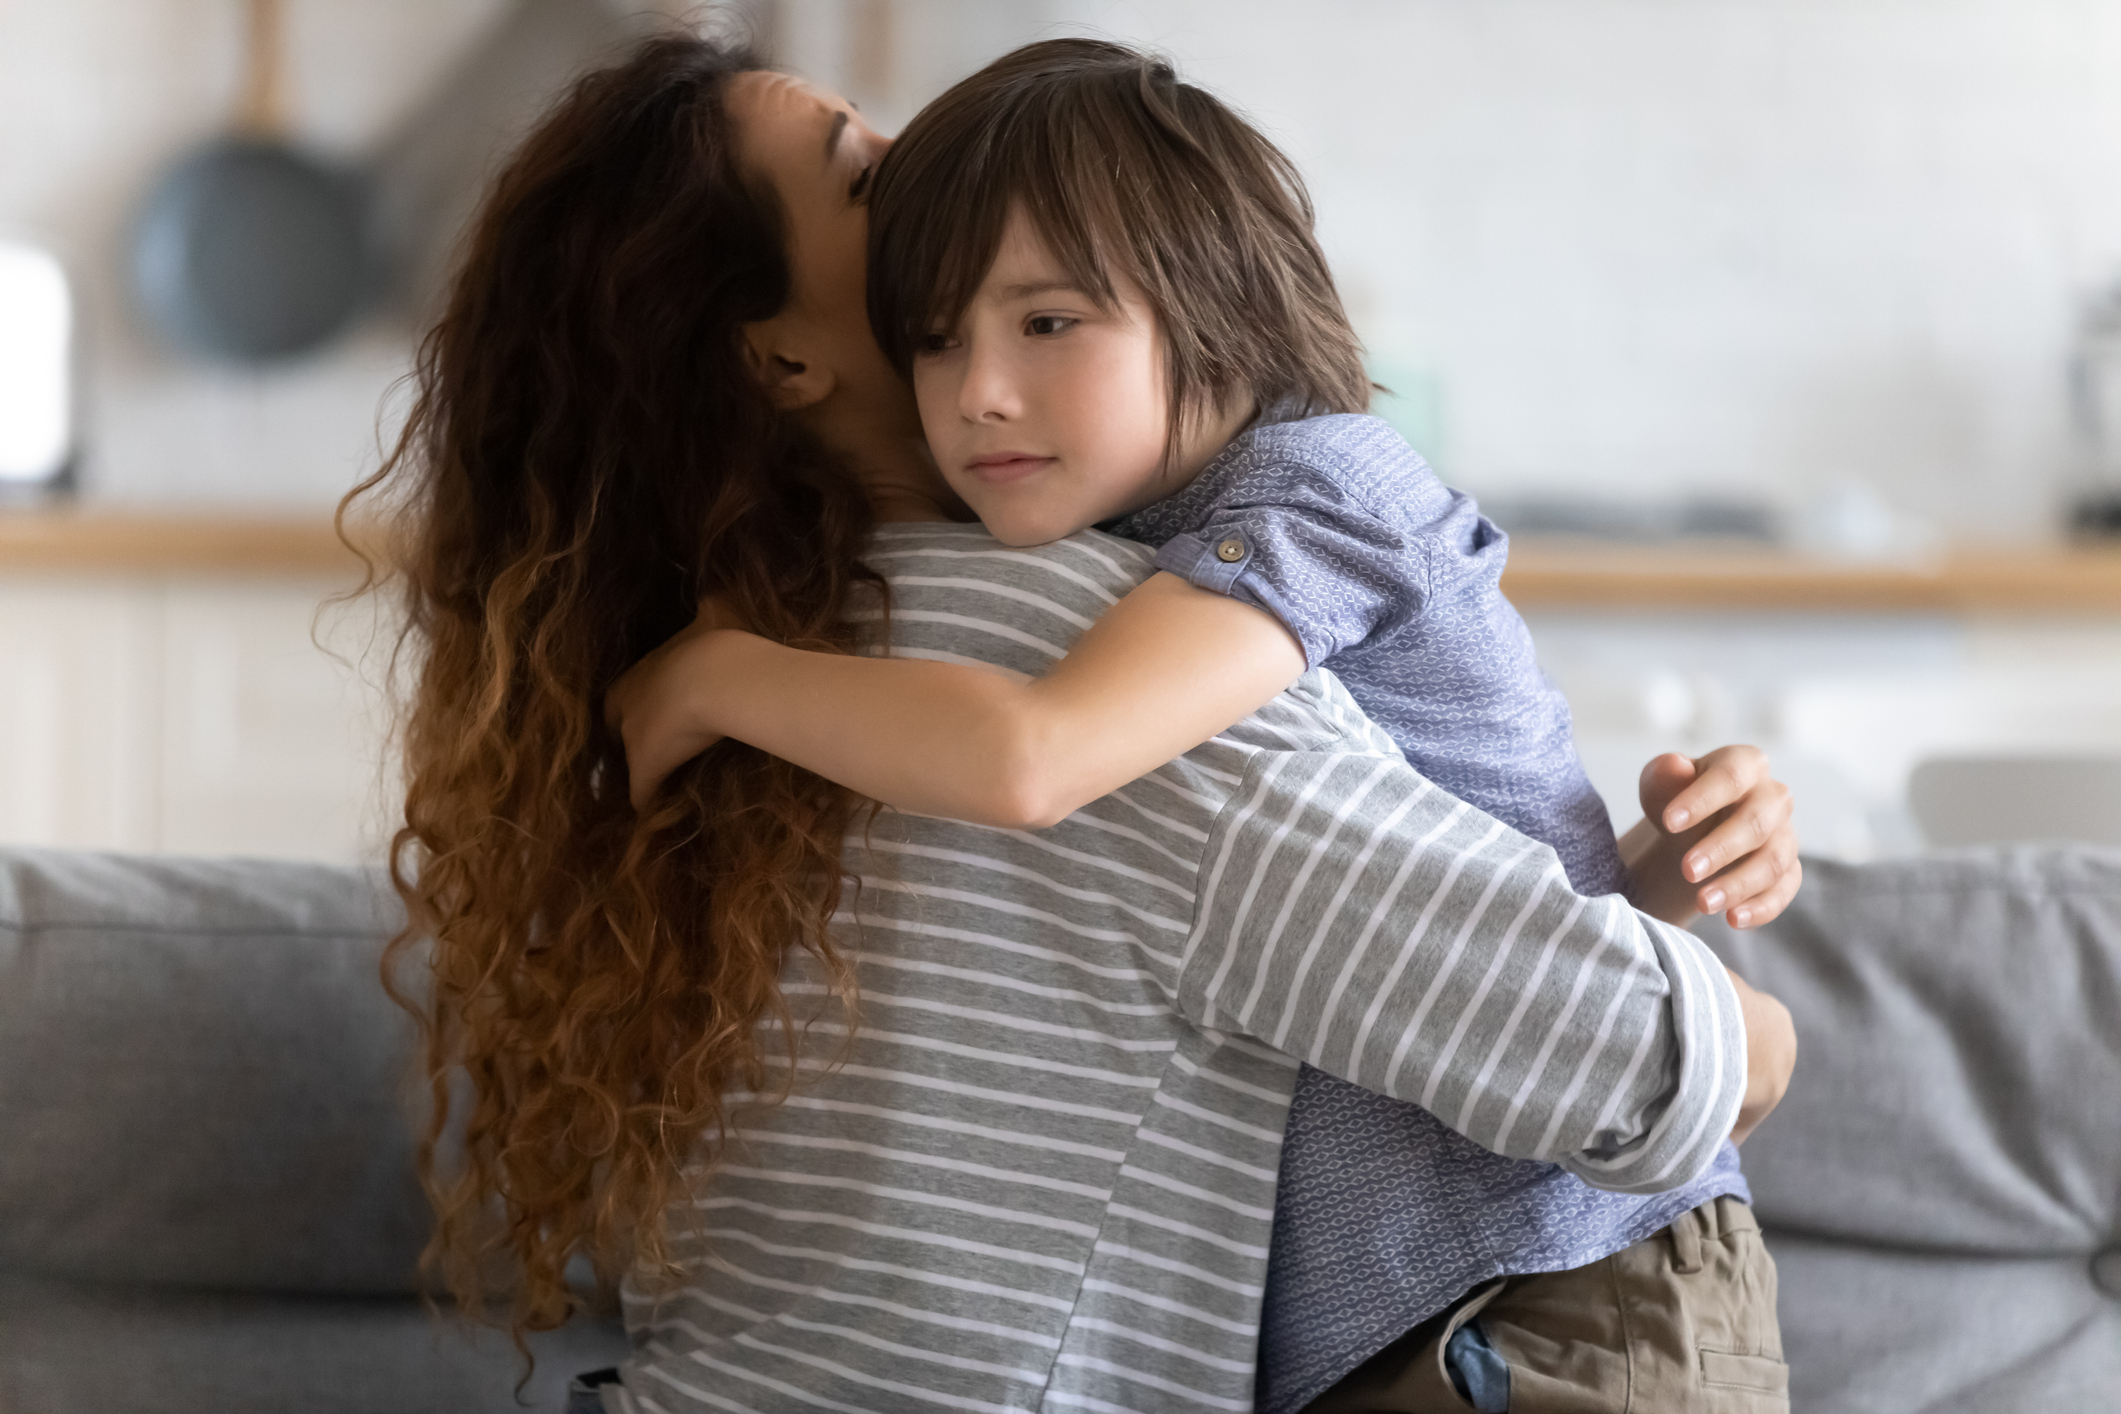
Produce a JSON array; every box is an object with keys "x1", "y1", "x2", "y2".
[{"x1": 613, "y1": 524, "x2": 1744, "y2": 1414}]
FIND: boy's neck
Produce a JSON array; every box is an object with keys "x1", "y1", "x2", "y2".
[{"x1": 1124, "y1": 395, "x2": 1262, "y2": 519}]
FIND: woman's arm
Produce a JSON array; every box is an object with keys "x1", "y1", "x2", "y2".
[
  {"x1": 607, "y1": 570, "x2": 1306, "y2": 826},
  {"x1": 1617, "y1": 744, "x2": 1801, "y2": 1142},
  {"x1": 1724, "y1": 965, "x2": 1796, "y2": 1143},
  {"x1": 1183, "y1": 748, "x2": 1752, "y2": 1192}
]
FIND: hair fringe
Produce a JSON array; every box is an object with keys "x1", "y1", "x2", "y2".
[{"x1": 868, "y1": 37, "x2": 1372, "y2": 476}]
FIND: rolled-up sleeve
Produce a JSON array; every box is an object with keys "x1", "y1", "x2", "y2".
[
  {"x1": 1148, "y1": 479, "x2": 1423, "y2": 672},
  {"x1": 1178, "y1": 749, "x2": 1747, "y2": 1195}
]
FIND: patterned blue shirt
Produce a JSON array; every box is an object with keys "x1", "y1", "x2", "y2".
[{"x1": 1109, "y1": 413, "x2": 1746, "y2": 1412}]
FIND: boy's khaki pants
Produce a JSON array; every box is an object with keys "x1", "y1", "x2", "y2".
[{"x1": 1302, "y1": 1196, "x2": 1788, "y2": 1414}]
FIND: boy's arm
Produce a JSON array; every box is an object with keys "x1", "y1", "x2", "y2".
[{"x1": 607, "y1": 571, "x2": 1305, "y2": 825}]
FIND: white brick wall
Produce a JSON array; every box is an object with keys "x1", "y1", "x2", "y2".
[
  {"x1": 8, "y1": 1, "x2": 2121, "y2": 536},
  {"x1": 814, "y1": 0, "x2": 2121, "y2": 540}
]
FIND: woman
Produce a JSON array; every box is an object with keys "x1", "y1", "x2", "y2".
[{"x1": 348, "y1": 29, "x2": 1799, "y2": 1405}]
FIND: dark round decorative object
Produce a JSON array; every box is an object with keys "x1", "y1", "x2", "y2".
[
  {"x1": 2070, "y1": 491, "x2": 2121, "y2": 540},
  {"x1": 2093, "y1": 1245, "x2": 2121, "y2": 1299},
  {"x1": 132, "y1": 139, "x2": 377, "y2": 363}
]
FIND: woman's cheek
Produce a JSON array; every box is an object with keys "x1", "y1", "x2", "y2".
[{"x1": 911, "y1": 366, "x2": 956, "y2": 447}]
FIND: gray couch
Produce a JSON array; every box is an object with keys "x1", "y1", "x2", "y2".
[
  {"x1": 1701, "y1": 849, "x2": 2121, "y2": 1411},
  {"x1": 2, "y1": 845, "x2": 2116, "y2": 1412},
  {"x1": 0, "y1": 851, "x2": 627, "y2": 1413}
]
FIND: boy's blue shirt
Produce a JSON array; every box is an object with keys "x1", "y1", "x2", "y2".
[
  {"x1": 1108, "y1": 412, "x2": 1748, "y2": 1412},
  {"x1": 1116, "y1": 412, "x2": 1624, "y2": 896}
]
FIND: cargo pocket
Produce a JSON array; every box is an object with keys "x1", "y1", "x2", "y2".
[{"x1": 1700, "y1": 1347, "x2": 1789, "y2": 1406}]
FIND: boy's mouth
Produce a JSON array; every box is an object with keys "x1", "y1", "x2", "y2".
[{"x1": 961, "y1": 452, "x2": 1056, "y2": 486}]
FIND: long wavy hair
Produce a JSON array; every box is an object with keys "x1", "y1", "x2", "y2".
[{"x1": 340, "y1": 32, "x2": 879, "y2": 1336}]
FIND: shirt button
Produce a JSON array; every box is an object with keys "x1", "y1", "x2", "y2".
[{"x1": 1215, "y1": 537, "x2": 1246, "y2": 563}]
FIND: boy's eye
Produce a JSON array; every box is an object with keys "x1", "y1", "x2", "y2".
[
  {"x1": 914, "y1": 331, "x2": 956, "y2": 356},
  {"x1": 1025, "y1": 315, "x2": 1076, "y2": 337},
  {"x1": 848, "y1": 165, "x2": 873, "y2": 202}
]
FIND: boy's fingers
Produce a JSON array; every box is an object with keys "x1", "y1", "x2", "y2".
[
  {"x1": 1680, "y1": 776, "x2": 1792, "y2": 882},
  {"x1": 1661, "y1": 745, "x2": 1767, "y2": 832},
  {"x1": 624, "y1": 739, "x2": 651, "y2": 811},
  {"x1": 631, "y1": 757, "x2": 677, "y2": 814},
  {"x1": 1728, "y1": 857, "x2": 1803, "y2": 929},
  {"x1": 1636, "y1": 752, "x2": 1699, "y2": 823},
  {"x1": 1694, "y1": 827, "x2": 1799, "y2": 914}
]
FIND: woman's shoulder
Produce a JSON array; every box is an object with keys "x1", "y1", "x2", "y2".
[{"x1": 863, "y1": 521, "x2": 1158, "y2": 610}]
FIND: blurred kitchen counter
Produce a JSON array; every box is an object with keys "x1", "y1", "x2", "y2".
[
  {"x1": 2, "y1": 512, "x2": 2119, "y2": 612},
  {"x1": 0, "y1": 511, "x2": 397, "y2": 864},
  {"x1": 0, "y1": 510, "x2": 368, "y2": 578},
  {"x1": 1500, "y1": 538, "x2": 2121, "y2": 613}
]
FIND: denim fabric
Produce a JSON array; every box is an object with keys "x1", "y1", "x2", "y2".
[
  {"x1": 1447, "y1": 1320, "x2": 1511, "y2": 1412},
  {"x1": 567, "y1": 1368, "x2": 620, "y2": 1414}
]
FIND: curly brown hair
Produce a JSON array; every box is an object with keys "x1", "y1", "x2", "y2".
[{"x1": 340, "y1": 32, "x2": 879, "y2": 1337}]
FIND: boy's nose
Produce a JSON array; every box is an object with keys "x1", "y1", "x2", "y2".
[{"x1": 958, "y1": 345, "x2": 1021, "y2": 422}]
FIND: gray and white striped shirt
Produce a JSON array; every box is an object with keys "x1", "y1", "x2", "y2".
[{"x1": 608, "y1": 523, "x2": 1745, "y2": 1414}]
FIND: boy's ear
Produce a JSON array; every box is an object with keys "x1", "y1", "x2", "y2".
[{"x1": 741, "y1": 314, "x2": 837, "y2": 411}]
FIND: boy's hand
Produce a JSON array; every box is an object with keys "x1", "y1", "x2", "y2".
[
  {"x1": 605, "y1": 597, "x2": 746, "y2": 811},
  {"x1": 1621, "y1": 744, "x2": 1801, "y2": 929},
  {"x1": 1617, "y1": 747, "x2": 1800, "y2": 1142}
]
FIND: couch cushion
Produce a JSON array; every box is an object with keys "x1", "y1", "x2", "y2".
[
  {"x1": 0, "y1": 848, "x2": 427, "y2": 1294},
  {"x1": 0, "y1": 1275, "x2": 629, "y2": 1414},
  {"x1": 1701, "y1": 846, "x2": 2121, "y2": 1413},
  {"x1": 1762, "y1": 1234, "x2": 2120, "y2": 1411}
]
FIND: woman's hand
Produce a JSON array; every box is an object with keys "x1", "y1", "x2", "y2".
[
  {"x1": 1725, "y1": 965, "x2": 1796, "y2": 1143},
  {"x1": 1620, "y1": 745, "x2": 1801, "y2": 929},
  {"x1": 605, "y1": 597, "x2": 747, "y2": 811}
]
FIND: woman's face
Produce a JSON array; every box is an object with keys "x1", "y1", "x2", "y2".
[{"x1": 726, "y1": 71, "x2": 919, "y2": 450}]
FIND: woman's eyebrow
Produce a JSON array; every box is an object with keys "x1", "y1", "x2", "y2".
[{"x1": 823, "y1": 110, "x2": 849, "y2": 164}]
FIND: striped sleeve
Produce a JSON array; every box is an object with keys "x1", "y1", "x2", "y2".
[{"x1": 1178, "y1": 749, "x2": 1748, "y2": 1195}]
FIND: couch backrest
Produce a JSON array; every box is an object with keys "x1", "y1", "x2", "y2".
[
  {"x1": 1703, "y1": 845, "x2": 2121, "y2": 1258},
  {"x1": 0, "y1": 848, "x2": 428, "y2": 1294},
  {"x1": 10, "y1": 839, "x2": 2117, "y2": 1333}
]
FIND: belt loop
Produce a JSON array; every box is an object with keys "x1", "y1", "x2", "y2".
[{"x1": 1668, "y1": 1208, "x2": 1706, "y2": 1275}]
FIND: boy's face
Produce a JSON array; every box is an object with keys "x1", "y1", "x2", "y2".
[{"x1": 912, "y1": 210, "x2": 1235, "y2": 546}]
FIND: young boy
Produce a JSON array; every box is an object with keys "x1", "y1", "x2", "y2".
[{"x1": 612, "y1": 38, "x2": 1785, "y2": 1412}]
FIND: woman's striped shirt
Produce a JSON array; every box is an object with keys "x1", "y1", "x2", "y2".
[{"x1": 607, "y1": 522, "x2": 1745, "y2": 1414}]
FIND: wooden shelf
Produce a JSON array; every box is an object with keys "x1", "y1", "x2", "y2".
[
  {"x1": 3, "y1": 512, "x2": 2118, "y2": 612},
  {"x1": 0, "y1": 511, "x2": 371, "y2": 578},
  {"x1": 1500, "y1": 540, "x2": 2121, "y2": 614}
]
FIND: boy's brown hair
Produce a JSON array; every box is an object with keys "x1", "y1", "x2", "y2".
[{"x1": 867, "y1": 37, "x2": 1372, "y2": 469}]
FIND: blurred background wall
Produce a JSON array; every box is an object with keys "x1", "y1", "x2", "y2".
[
  {"x1": 0, "y1": 0, "x2": 732, "y2": 506},
  {"x1": 5, "y1": 0, "x2": 2121, "y2": 537},
  {"x1": 1, "y1": 0, "x2": 2115, "y2": 864},
  {"x1": 3, "y1": 0, "x2": 485, "y2": 507}
]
